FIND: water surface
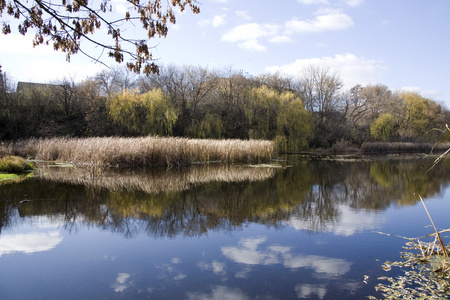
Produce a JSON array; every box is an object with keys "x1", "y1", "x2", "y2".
[{"x1": 1, "y1": 156, "x2": 449, "y2": 299}]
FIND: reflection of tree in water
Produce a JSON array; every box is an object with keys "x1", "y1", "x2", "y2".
[
  {"x1": 0, "y1": 157, "x2": 449, "y2": 237},
  {"x1": 278, "y1": 157, "x2": 450, "y2": 232}
]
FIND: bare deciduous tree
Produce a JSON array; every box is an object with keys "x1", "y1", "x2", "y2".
[{"x1": 299, "y1": 65, "x2": 343, "y2": 117}]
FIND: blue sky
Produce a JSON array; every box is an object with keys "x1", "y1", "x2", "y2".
[{"x1": 1, "y1": 0, "x2": 449, "y2": 107}]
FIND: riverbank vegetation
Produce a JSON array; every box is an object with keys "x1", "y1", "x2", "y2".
[
  {"x1": 1, "y1": 65, "x2": 448, "y2": 154},
  {"x1": 0, "y1": 155, "x2": 34, "y2": 173}
]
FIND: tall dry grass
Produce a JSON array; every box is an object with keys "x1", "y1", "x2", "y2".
[{"x1": 1, "y1": 137, "x2": 274, "y2": 168}]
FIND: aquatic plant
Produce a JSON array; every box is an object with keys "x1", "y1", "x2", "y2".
[
  {"x1": 368, "y1": 196, "x2": 450, "y2": 299},
  {"x1": 368, "y1": 237, "x2": 450, "y2": 299},
  {"x1": 0, "y1": 155, "x2": 34, "y2": 173}
]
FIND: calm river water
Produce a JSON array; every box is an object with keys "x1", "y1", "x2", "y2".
[{"x1": 0, "y1": 155, "x2": 449, "y2": 299}]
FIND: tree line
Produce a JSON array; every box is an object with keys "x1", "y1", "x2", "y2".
[{"x1": 0, "y1": 64, "x2": 449, "y2": 151}]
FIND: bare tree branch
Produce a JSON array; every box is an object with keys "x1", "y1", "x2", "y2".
[{"x1": 0, "y1": 0, "x2": 200, "y2": 75}]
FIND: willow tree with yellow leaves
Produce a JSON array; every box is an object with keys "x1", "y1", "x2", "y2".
[
  {"x1": 107, "y1": 89, "x2": 178, "y2": 136},
  {"x1": 369, "y1": 91, "x2": 447, "y2": 142},
  {"x1": 0, "y1": 0, "x2": 200, "y2": 74},
  {"x1": 246, "y1": 85, "x2": 313, "y2": 152},
  {"x1": 397, "y1": 92, "x2": 444, "y2": 140},
  {"x1": 276, "y1": 90, "x2": 314, "y2": 152}
]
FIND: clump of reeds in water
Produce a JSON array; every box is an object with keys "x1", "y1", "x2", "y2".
[{"x1": 2, "y1": 136, "x2": 274, "y2": 168}]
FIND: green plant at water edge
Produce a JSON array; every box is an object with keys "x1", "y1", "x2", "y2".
[
  {"x1": 0, "y1": 156, "x2": 35, "y2": 173},
  {"x1": 0, "y1": 173, "x2": 19, "y2": 181}
]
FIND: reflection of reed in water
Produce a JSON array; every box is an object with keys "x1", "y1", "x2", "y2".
[{"x1": 35, "y1": 164, "x2": 276, "y2": 194}]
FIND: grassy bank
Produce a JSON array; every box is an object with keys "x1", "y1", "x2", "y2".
[
  {"x1": 0, "y1": 137, "x2": 274, "y2": 168},
  {"x1": 0, "y1": 156, "x2": 35, "y2": 172}
]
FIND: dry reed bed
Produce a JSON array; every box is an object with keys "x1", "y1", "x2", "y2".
[
  {"x1": 35, "y1": 164, "x2": 276, "y2": 194},
  {"x1": 2, "y1": 137, "x2": 274, "y2": 167},
  {"x1": 361, "y1": 142, "x2": 450, "y2": 154}
]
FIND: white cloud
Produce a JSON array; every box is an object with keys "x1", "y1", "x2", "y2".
[
  {"x1": 198, "y1": 15, "x2": 227, "y2": 28},
  {"x1": 169, "y1": 23, "x2": 181, "y2": 30},
  {"x1": 285, "y1": 13, "x2": 354, "y2": 34},
  {"x1": 266, "y1": 53, "x2": 387, "y2": 89},
  {"x1": 0, "y1": 231, "x2": 63, "y2": 256},
  {"x1": 222, "y1": 23, "x2": 280, "y2": 52},
  {"x1": 0, "y1": 34, "x2": 57, "y2": 56},
  {"x1": 24, "y1": 59, "x2": 106, "y2": 83},
  {"x1": 222, "y1": 11, "x2": 353, "y2": 52},
  {"x1": 269, "y1": 35, "x2": 293, "y2": 43},
  {"x1": 314, "y1": 7, "x2": 344, "y2": 15},
  {"x1": 240, "y1": 39, "x2": 267, "y2": 52},
  {"x1": 398, "y1": 86, "x2": 424, "y2": 93},
  {"x1": 344, "y1": 0, "x2": 364, "y2": 7},
  {"x1": 115, "y1": 3, "x2": 127, "y2": 14},
  {"x1": 399, "y1": 87, "x2": 442, "y2": 99},
  {"x1": 222, "y1": 23, "x2": 279, "y2": 42},
  {"x1": 212, "y1": 15, "x2": 226, "y2": 27},
  {"x1": 235, "y1": 10, "x2": 252, "y2": 21},
  {"x1": 0, "y1": 33, "x2": 107, "y2": 83},
  {"x1": 198, "y1": 19, "x2": 210, "y2": 27},
  {"x1": 297, "y1": 0, "x2": 329, "y2": 5}
]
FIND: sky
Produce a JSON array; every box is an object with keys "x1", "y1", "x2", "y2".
[{"x1": 1, "y1": 0, "x2": 450, "y2": 107}]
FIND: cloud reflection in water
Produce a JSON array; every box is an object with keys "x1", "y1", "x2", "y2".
[
  {"x1": 198, "y1": 260, "x2": 227, "y2": 276},
  {"x1": 111, "y1": 273, "x2": 132, "y2": 293},
  {"x1": 221, "y1": 237, "x2": 351, "y2": 277},
  {"x1": 295, "y1": 284, "x2": 327, "y2": 299},
  {"x1": 287, "y1": 204, "x2": 385, "y2": 236},
  {"x1": 0, "y1": 231, "x2": 63, "y2": 257},
  {"x1": 186, "y1": 285, "x2": 250, "y2": 300}
]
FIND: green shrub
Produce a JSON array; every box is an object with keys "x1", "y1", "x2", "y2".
[{"x1": 0, "y1": 156, "x2": 35, "y2": 173}]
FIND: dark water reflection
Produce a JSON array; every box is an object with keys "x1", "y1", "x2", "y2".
[{"x1": 1, "y1": 156, "x2": 449, "y2": 299}]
